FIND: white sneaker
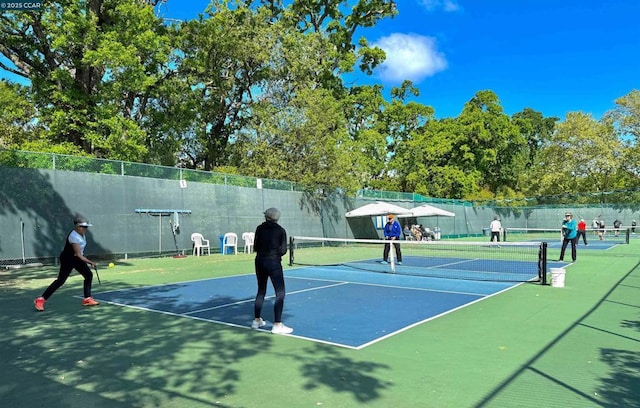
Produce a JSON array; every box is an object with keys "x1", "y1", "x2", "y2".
[
  {"x1": 271, "y1": 323, "x2": 293, "y2": 334},
  {"x1": 251, "y1": 318, "x2": 266, "y2": 329}
]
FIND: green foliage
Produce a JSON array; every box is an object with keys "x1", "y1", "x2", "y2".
[
  {"x1": 0, "y1": 149, "x2": 55, "y2": 169},
  {"x1": 236, "y1": 86, "x2": 359, "y2": 194},
  {"x1": 1, "y1": 2, "x2": 638, "y2": 206},
  {"x1": 0, "y1": 81, "x2": 38, "y2": 148},
  {"x1": 512, "y1": 107, "x2": 558, "y2": 164},
  {"x1": 171, "y1": 1, "x2": 278, "y2": 170},
  {"x1": 0, "y1": 0, "x2": 172, "y2": 161},
  {"x1": 524, "y1": 112, "x2": 624, "y2": 204}
]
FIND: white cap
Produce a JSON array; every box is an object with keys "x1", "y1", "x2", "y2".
[{"x1": 74, "y1": 215, "x2": 93, "y2": 227}]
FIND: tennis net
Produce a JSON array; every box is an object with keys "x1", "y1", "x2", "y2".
[
  {"x1": 289, "y1": 236, "x2": 547, "y2": 284},
  {"x1": 503, "y1": 227, "x2": 630, "y2": 244}
]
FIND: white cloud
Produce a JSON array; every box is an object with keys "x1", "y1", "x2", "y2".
[
  {"x1": 373, "y1": 33, "x2": 448, "y2": 83},
  {"x1": 420, "y1": 0, "x2": 461, "y2": 12}
]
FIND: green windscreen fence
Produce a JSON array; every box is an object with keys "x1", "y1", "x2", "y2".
[{"x1": 1, "y1": 150, "x2": 638, "y2": 266}]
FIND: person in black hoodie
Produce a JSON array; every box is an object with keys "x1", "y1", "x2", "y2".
[{"x1": 251, "y1": 207, "x2": 293, "y2": 334}]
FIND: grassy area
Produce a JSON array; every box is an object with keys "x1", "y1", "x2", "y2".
[{"x1": 1, "y1": 241, "x2": 638, "y2": 407}]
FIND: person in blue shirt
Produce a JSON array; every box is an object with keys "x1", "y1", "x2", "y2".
[
  {"x1": 559, "y1": 211, "x2": 578, "y2": 262},
  {"x1": 381, "y1": 214, "x2": 403, "y2": 265}
]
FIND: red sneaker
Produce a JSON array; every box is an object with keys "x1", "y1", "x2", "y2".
[
  {"x1": 34, "y1": 297, "x2": 45, "y2": 311},
  {"x1": 82, "y1": 297, "x2": 99, "y2": 306}
]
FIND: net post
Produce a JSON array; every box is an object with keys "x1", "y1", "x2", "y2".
[
  {"x1": 539, "y1": 242, "x2": 548, "y2": 285},
  {"x1": 289, "y1": 236, "x2": 294, "y2": 266},
  {"x1": 389, "y1": 241, "x2": 396, "y2": 273},
  {"x1": 625, "y1": 227, "x2": 630, "y2": 244}
]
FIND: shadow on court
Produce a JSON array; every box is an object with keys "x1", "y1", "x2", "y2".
[
  {"x1": 474, "y1": 261, "x2": 640, "y2": 407},
  {"x1": 0, "y1": 268, "x2": 393, "y2": 407}
]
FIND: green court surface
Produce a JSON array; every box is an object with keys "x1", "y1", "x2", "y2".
[{"x1": 1, "y1": 241, "x2": 638, "y2": 407}]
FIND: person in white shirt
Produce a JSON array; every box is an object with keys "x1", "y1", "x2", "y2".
[
  {"x1": 489, "y1": 216, "x2": 502, "y2": 242},
  {"x1": 34, "y1": 215, "x2": 99, "y2": 311}
]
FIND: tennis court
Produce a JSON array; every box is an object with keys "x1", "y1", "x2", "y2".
[
  {"x1": 92, "y1": 239, "x2": 565, "y2": 349},
  {"x1": 3, "y1": 238, "x2": 638, "y2": 407},
  {"x1": 503, "y1": 227, "x2": 630, "y2": 251}
]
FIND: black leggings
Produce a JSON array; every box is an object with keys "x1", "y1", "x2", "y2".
[
  {"x1": 383, "y1": 240, "x2": 402, "y2": 262},
  {"x1": 577, "y1": 230, "x2": 587, "y2": 244},
  {"x1": 559, "y1": 237, "x2": 578, "y2": 261},
  {"x1": 42, "y1": 256, "x2": 93, "y2": 300},
  {"x1": 254, "y1": 257, "x2": 286, "y2": 323}
]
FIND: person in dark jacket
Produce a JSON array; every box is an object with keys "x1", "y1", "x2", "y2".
[
  {"x1": 381, "y1": 214, "x2": 402, "y2": 265},
  {"x1": 34, "y1": 215, "x2": 99, "y2": 311},
  {"x1": 251, "y1": 207, "x2": 293, "y2": 334}
]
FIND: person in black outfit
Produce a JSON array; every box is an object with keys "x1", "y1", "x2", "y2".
[
  {"x1": 251, "y1": 207, "x2": 293, "y2": 334},
  {"x1": 33, "y1": 215, "x2": 99, "y2": 311},
  {"x1": 613, "y1": 219, "x2": 622, "y2": 236}
]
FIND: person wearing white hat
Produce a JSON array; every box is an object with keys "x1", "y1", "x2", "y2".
[{"x1": 34, "y1": 214, "x2": 99, "y2": 311}]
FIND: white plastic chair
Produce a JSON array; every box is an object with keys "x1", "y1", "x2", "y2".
[
  {"x1": 191, "y1": 233, "x2": 210, "y2": 256},
  {"x1": 223, "y1": 232, "x2": 238, "y2": 255},
  {"x1": 242, "y1": 232, "x2": 255, "y2": 253}
]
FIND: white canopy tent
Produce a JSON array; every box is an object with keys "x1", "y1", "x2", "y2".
[
  {"x1": 397, "y1": 204, "x2": 455, "y2": 218},
  {"x1": 397, "y1": 204, "x2": 455, "y2": 240},
  {"x1": 345, "y1": 201, "x2": 412, "y2": 218}
]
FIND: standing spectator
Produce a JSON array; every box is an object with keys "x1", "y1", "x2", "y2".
[
  {"x1": 489, "y1": 216, "x2": 502, "y2": 242},
  {"x1": 381, "y1": 214, "x2": 402, "y2": 265},
  {"x1": 252, "y1": 207, "x2": 293, "y2": 334},
  {"x1": 592, "y1": 217, "x2": 600, "y2": 236},
  {"x1": 33, "y1": 215, "x2": 99, "y2": 311},
  {"x1": 613, "y1": 219, "x2": 622, "y2": 236},
  {"x1": 577, "y1": 218, "x2": 588, "y2": 245},
  {"x1": 632, "y1": 219, "x2": 637, "y2": 234},
  {"x1": 559, "y1": 212, "x2": 578, "y2": 262}
]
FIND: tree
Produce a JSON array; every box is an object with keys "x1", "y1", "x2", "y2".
[
  {"x1": 342, "y1": 84, "x2": 389, "y2": 189},
  {"x1": 382, "y1": 81, "x2": 435, "y2": 192},
  {"x1": 399, "y1": 117, "x2": 481, "y2": 199},
  {"x1": 606, "y1": 90, "x2": 640, "y2": 192},
  {"x1": 0, "y1": 0, "x2": 174, "y2": 160},
  {"x1": 511, "y1": 107, "x2": 557, "y2": 165},
  {"x1": 525, "y1": 112, "x2": 624, "y2": 203},
  {"x1": 608, "y1": 89, "x2": 640, "y2": 141},
  {"x1": 0, "y1": 81, "x2": 40, "y2": 148},
  {"x1": 169, "y1": 1, "x2": 278, "y2": 170},
  {"x1": 280, "y1": 0, "x2": 396, "y2": 79},
  {"x1": 234, "y1": 87, "x2": 359, "y2": 193},
  {"x1": 452, "y1": 91, "x2": 528, "y2": 198}
]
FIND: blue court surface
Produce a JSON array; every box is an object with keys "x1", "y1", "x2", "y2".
[
  {"x1": 93, "y1": 261, "x2": 566, "y2": 349},
  {"x1": 539, "y1": 239, "x2": 621, "y2": 250}
]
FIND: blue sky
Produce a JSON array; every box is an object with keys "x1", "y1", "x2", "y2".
[
  {"x1": 157, "y1": 0, "x2": 640, "y2": 120},
  {"x1": 2, "y1": 1, "x2": 636, "y2": 121}
]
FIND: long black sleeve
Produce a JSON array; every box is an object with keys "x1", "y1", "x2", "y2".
[{"x1": 254, "y1": 221, "x2": 287, "y2": 258}]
